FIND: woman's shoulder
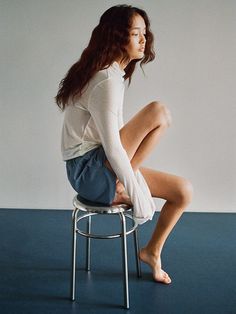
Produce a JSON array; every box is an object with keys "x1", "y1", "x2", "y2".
[
  {"x1": 92, "y1": 62, "x2": 125, "y2": 85},
  {"x1": 92, "y1": 67, "x2": 109, "y2": 84}
]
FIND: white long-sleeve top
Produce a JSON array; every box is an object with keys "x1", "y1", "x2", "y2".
[{"x1": 61, "y1": 61, "x2": 156, "y2": 224}]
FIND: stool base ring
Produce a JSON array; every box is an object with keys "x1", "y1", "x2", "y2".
[{"x1": 76, "y1": 212, "x2": 138, "y2": 239}]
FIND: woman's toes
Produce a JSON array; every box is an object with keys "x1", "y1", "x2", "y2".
[
  {"x1": 153, "y1": 270, "x2": 171, "y2": 284},
  {"x1": 164, "y1": 273, "x2": 171, "y2": 283},
  {"x1": 161, "y1": 274, "x2": 171, "y2": 284}
]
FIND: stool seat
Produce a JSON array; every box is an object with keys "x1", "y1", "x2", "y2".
[
  {"x1": 71, "y1": 194, "x2": 142, "y2": 309},
  {"x1": 73, "y1": 195, "x2": 131, "y2": 214}
]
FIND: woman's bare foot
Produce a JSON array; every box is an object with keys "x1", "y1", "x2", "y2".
[
  {"x1": 115, "y1": 180, "x2": 125, "y2": 194},
  {"x1": 139, "y1": 247, "x2": 171, "y2": 284},
  {"x1": 112, "y1": 191, "x2": 132, "y2": 206},
  {"x1": 111, "y1": 180, "x2": 132, "y2": 205}
]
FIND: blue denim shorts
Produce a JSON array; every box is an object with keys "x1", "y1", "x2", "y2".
[{"x1": 66, "y1": 146, "x2": 116, "y2": 206}]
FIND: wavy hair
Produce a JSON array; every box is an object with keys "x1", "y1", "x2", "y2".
[{"x1": 55, "y1": 4, "x2": 155, "y2": 110}]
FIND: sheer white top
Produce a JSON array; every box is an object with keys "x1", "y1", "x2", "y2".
[{"x1": 61, "y1": 61, "x2": 156, "y2": 224}]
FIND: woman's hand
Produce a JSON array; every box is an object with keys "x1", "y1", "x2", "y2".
[{"x1": 116, "y1": 179, "x2": 125, "y2": 194}]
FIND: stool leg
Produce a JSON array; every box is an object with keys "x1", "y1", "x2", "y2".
[
  {"x1": 119, "y1": 212, "x2": 129, "y2": 309},
  {"x1": 134, "y1": 227, "x2": 142, "y2": 278},
  {"x1": 86, "y1": 215, "x2": 91, "y2": 271},
  {"x1": 71, "y1": 208, "x2": 79, "y2": 301}
]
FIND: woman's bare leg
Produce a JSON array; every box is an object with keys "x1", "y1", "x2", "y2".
[
  {"x1": 104, "y1": 101, "x2": 193, "y2": 283},
  {"x1": 105, "y1": 101, "x2": 171, "y2": 174},
  {"x1": 105, "y1": 101, "x2": 171, "y2": 204},
  {"x1": 138, "y1": 167, "x2": 193, "y2": 283}
]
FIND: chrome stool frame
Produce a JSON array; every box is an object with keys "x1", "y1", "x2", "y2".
[{"x1": 71, "y1": 195, "x2": 142, "y2": 309}]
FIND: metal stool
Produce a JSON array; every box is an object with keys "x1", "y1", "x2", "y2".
[{"x1": 71, "y1": 195, "x2": 142, "y2": 309}]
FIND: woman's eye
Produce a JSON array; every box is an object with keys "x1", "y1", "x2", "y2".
[{"x1": 131, "y1": 33, "x2": 146, "y2": 38}]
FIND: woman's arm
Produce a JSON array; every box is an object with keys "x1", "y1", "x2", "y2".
[{"x1": 88, "y1": 77, "x2": 156, "y2": 223}]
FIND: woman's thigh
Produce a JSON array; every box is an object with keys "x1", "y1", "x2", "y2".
[
  {"x1": 104, "y1": 101, "x2": 170, "y2": 174},
  {"x1": 119, "y1": 101, "x2": 169, "y2": 160},
  {"x1": 139, "y1": 166, "x2": 193, "y2": 204}
]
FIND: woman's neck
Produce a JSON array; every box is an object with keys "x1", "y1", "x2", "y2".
[{"x1": 115, "y1": 58, "x2": 130, "y2": 70}]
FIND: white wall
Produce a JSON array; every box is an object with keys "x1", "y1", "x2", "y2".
[{"x1": 0, "y1": 0, "x2": 235, "y2": 212}]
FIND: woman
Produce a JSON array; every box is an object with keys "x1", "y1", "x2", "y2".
[{"x1": 55, "y1": 4, "x2": 193, "y2": 284}]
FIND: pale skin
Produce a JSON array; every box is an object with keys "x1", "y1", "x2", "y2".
[{"x1": 104, "y1": 14, "x2": 194, "y2": 284}]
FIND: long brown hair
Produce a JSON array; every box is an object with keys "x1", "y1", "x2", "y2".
[{"x1": 55, "y1": 4, "x2": 155, "y2": 110}]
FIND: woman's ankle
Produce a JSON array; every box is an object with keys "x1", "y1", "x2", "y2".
[{"x1": 142, "y1": 245, "x2": 161, "y2": 259}]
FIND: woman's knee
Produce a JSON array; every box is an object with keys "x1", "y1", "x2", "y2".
[
  {"x1": 174, "y1": 178, "x2": 194, "y2": 207},
  {"x1": 148, "y1": 101, "x2": 172, "y2": 129}
]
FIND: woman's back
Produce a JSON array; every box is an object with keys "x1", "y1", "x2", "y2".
[{"x1": 61, "y1": 61, "x2": 125, "y2": 161}]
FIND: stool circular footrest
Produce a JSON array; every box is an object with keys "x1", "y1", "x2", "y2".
[{"x1": 76, "y1": 212, "x2": 138, "y2": 239}]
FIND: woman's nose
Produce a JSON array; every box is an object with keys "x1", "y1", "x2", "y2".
[{"x1": 139, "y1": 34, "x2": 146, "y2": 44}]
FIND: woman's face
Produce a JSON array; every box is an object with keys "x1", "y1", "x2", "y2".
[{"x1": 125, "y1": 14, "x2": 146, "y2": 60}]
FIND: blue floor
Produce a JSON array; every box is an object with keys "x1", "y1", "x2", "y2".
[{"x1": 0, "y1": 209, "x2": 235, "y2": 314}]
